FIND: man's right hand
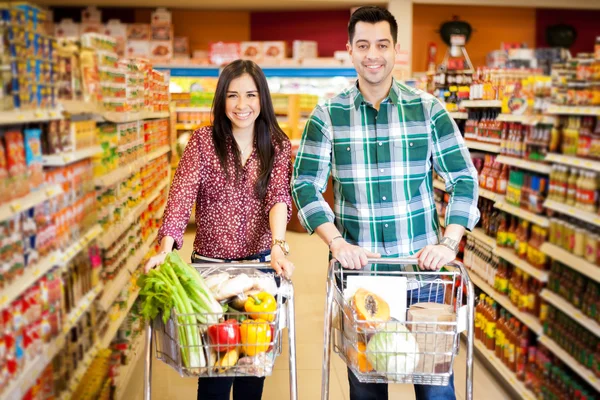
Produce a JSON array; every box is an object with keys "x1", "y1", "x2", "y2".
[{"x1": 330, "y1": 239, "x2": 381, "y2": 269}]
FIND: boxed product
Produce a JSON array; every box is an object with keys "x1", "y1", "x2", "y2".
[
  {"x1": 150, "y1": 41, "x2": 172, "y2": 60},
  {"x1": 263, "y1": 41, "x2": 286, "y2": 62},
  {"x1": 173, "y1": 37, "x2": 189, "y2": 56},
  {"x1": 241, "y1": 41, "x2": 263, "y2": 62},
  {"x1": 293, "y1": 40, "x2": 318, "y2": 61},
  {"x1": 151, "y1": 25, "x2": 172, "y2": 41},
  {"x1": 151, "y1": 8, "x2": 172, "y2": 26},
  {"x1": 407, "y1": 302, "x2": 455, "y2": 373},
  {"x1": 209, "y1": 42, "x2": 240, "y2": 66},
  {"x1": 104, "y1": 20, "x2": 127, "y2": 56},
  {"x1": 126, "y1": 41, "x2": 150, "y2": 58},
  {"x1": 80, "y1": 21, "x2": 103, "y2": 35},
  {"x1": 81, "y1": 6, "x2": 101, "y2": 23},
  {"x1": 127, "y1": 24, "x2": 150, "y2": 41},
  {"x1": 54, "y1": 19, "x2": 79, "y2": 38}
]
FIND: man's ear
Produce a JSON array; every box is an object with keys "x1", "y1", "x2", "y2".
[
  {"x1": 346, "y1": 42, "x2": 352, "y2": 55},
  {"x1": 395, "y1": 42, "x2": 401, "y2": 53}
]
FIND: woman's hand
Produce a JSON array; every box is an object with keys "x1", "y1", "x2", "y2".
[
  {"x1": 144, "y1": 251, "x2": 168, "y2": 273},
  {"x1": 270, "y1": 246, "x2": 294, "y2": 278}
]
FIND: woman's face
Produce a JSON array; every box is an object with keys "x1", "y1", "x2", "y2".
[{"x1": 225, "y1": 73, "x2": 261, "y2": 133}]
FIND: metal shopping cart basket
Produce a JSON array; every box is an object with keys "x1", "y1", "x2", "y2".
[
  {"x1": 321, "y1": 258, "x2": 474, "y2": 400},
  {"x1": 142, "y1": 263, "x2": 298, "y2": 400}
]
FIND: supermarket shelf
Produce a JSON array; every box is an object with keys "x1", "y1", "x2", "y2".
[
  {"x1": 544, "y1": 153, "x2": 600, "y2": 173},
  {"x1": 496, "y1": 155, "x2": 552, "y2": 174},
  {"x1": 0, "y1": 108, "x2": 62, "y2": 125},
  {"x1": 98, "y1": 201, "x2": 146, "y2": 249},
  {"x1": 493, "y1": 247, "x2": 549, "y2": 282},
  {"x1": 493, "y1": 202, "x2": 550, "y2": 228},
  {"x1": 98, "y1": 232, "x2": 157, "y2": 310},
  {"x1": 115, "y1": 334, "x2": 146, "y2": 400},
  {"x1": 464, "y1": 140, "x2": 501, "y2": 153},
  {"x1": 449, "y1": 112, "x2": 468, "y2": 120},
  {"x1": 467, "y1": 228, "x2": 497, "y2": 248},
  {"x1": 145, "y1": 145, "x2": 171, "y2": 163},
  {"x1": 94, "y1": 159, "x2": 145, "y2": 187},
  {"x1": 546, "y1": 105, "x2": 600, "y2": 116},
  {"x1": 59, "y1": 342, "x2": 102, "y2": 400},
  {"x1": 60, "y1": 224, "x2": 104, "y2": 265},
  {"x1": 433, "y1": 179, "x2": 446, "y2": 191},
  {"x1": 103, "y1": 110, "x2": 170, "y2": 123},
  {"x1": 0, "y1": 251, "x2": 61, "y2": 309},
  {"x1": 154, "y1": 202, "x2": 166, "y2": 220},
  {"x1": 101, "y1": 288, "x2": 141, "y2": 349},
  {"x1": 539, "y1": 335, "x2": 600, "y2": 392},
  {"x1": 540, "y1": 242, "x2": 600, "y2": 283},
  {"x1": 543, "y1": 199, "x2": 600, "y2": 228},
  {"x1": 63, "y1": 285, "x2": 103, "y2": 334},
  {"x1": 470, "y1": 273, "x2": 543, "y2": 335},
  {"x1": 472, "y1": 339, "x2": 537, "y2": 400},
  {"x1": 147, "y1": 177, "x2": 170, "y2": 205},
  {"x1": 479, "y1": 187, "x2": 504, "y2": 202},
  {"x1": 175, "y1": 107, "x2": 212, "y2": 112},
  {"x1": 1, "y1": 285, "x2": 102, "y2": 400},
  {"x1": 59, "y1": 100, "x2": 102, "y2": 115},
  {"x1": 540, "y1": 290, "x2": 600, "y2": 337},
  {"x1": 460, "y1": 100, "x2": 503, "y2": 108},
  {"x1": 176, "y1": 123, "x2": 203, "y2": 130},
  {"x1": 42, "y1": 146, "x2": 103, "y2": 166},
  {"x1": 496, "y1": 114, "x2": 556, "y2": 126},
  {"x1": 0, "y1": 184, "x2": 64, "y2": 221}
]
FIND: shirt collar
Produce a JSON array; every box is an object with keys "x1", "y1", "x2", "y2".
[{"x1": 352, "y1": 78, "x2": 400, "y2": 110}]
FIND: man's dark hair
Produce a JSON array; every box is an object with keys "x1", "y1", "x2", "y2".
[{"x1": 348, "y1": 6, "x2": 398, "y2": 45}]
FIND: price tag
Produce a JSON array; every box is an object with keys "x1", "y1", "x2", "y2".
[
  {"x1": 10, "y1": 202, "x2": 22, "y2": 212},
  {"x1": 63, "y1": 154, "x2": 73, "y2": 163},
  {"x1": 34, "y1": 111, "x2": 43, "y2": 118},
  {"x1": 33, "y1": 268, "x2": 41, "y2": 278},
  {"x1": 49, "y1": 111, "x2": 57, "y2": 118},
  {"x1": 17, "y1": 114, "x2": 25, "y2": 121},
  {"x1": 0, "y1": 295, "x2": 7, "y2": 307}
]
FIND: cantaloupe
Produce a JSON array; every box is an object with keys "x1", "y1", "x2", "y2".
[{"x1": 352, "y1": 288, "x2": 391, "y2": 329}]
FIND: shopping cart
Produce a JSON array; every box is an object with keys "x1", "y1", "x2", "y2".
[
  {"x1": 143, "y1": 262, "x2": 298, "y2": 400},
  {"x1": 321, "y1": 258, "x2": 474, "y2": 400}
]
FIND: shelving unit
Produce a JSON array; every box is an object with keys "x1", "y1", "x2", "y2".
[
  {"x1": 470, "y1": 273, "x2": 544, "y2": 335},
  {"x1": 0, "y1": 184, "x2": 64, "y2": 221},
  {"x1": 540, "y1": 290, "x2": 600, "y2": 337},
  {"x1": 544, "y1": 153, "x2": 600, "y2": 172},
  {"x1": 464, "y1": 140, "x2": 501, "y2": 153},
  {"x1": 546, "y1": 105, "x2": 600, "y2": 116},
  {"x1": 101, "y1": 288, "x2": 141, "y2": 349},
  {"x1": 103, "y1": 110, "x2": 170, "y2": 124},
  {"x1": 0, "y1": 108, "x2": 62, "y2": 125},
  {"x1": 460, "y1": 100, "x2": 503, "y2": 108},
  {"x1": 114, "y1": 334, "x2": 146, "y2": 400},
  {"x1": 543, "y1": 199, "x2": 600, "y2": 228},
  {"x1": 472, "y1": 339, "x2": 537, "y2": 400},
  {"x1": 145, "y1": 145, "x2": 171, "y2": 163},
  {"x1": 60, "y1": 224, "x2": 103, "y2": 265},
  {"x1": 493, "y1": 247, "x2": 549, "y2": 282},
  {"x1": 42, "y1": 146, "x2": 103, "y2": 166},
  {"x1": 496, "y1": 155, "x2": 552, "y2": 174},
  {"x1": 59, "y1": 342, "x2": 102, "y2": 400},
  {"x1": 94, "y1": 159, "x2": 146, "y2": 188},
  {"x1": 493, "y1": 202, "x2": 550, "y2": 228},
  {"x1": 449, "y1": 112, "x2": 468, "y2": 120},
  {"x1": 539, "y1": 242, "x2": 600, "y2": 283},
  {"x1": 539, "y1": 336, "x2": 600, "y2": 392},
  {"x1": 479, "y1": 187, "x2": 504, "y2": 202},
  {"x1": 467, "y1": 228, "x2": 497, "y2": 248}
]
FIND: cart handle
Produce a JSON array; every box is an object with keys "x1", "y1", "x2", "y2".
[{"x1": 191, "y1": 262, "x2": 293, "y2": 285}]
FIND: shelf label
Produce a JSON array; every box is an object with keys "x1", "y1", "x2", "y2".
[
  {"x1": 34, "y1": 111, "x2": 43, "y2": 118},
  {"x1": 10, "y1": 202, "x2": 22, "y2": 212}
]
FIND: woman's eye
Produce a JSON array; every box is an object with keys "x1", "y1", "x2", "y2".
[
  {"x1": 228, "y1": 94, "x2": 237, "y2": 98},
  {"x1": 248, "y1": 93, "x2": 256, "y2": 97}
]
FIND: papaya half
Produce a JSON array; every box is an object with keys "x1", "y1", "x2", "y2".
[
  {"x1": 352, "y1": 288, "x2": 391, "y2": 330},
  {"x1": 346, "y1": 341, "x2": 373, "y2": 373}
]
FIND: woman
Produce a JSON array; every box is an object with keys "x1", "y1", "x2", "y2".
[{"x1": 145, "y1": 59, "x2": 294, "y2": 400}]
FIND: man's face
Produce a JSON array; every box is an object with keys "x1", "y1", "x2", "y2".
[{"x1": 347, "y1": 21, "x2": 399, "y2": 87}]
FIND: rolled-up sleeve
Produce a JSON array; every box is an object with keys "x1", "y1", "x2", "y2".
[
  {"x1": 292, "y1": 105, "x2": 335, "y2": 234},
  {"x1": 429, "y1": 98, "x2": 480, "y2": 231},
  {"x1": 157, "y1": 128, "x2": 204, "y2": 250},
  {"x1": 265, "y1": 139, "x2": 293, "y2": 222}
]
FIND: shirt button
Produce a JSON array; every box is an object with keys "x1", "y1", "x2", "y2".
[
  {"x1": 380, "y1": 169, "x2": 384, "y2": 173},
  {"x1": 384, "y1": 224, "x2": 389, "y2": 228},
  {"x1": 346, "y1": 147, "x2": 351, "y2": 151},
  {"x1": 382, "y1": 196, "x2": 387, "y2": 201},
  {"x1": 409, "y1": 142, "x2": 414, "y2": 147},
  {"x1": 378, "y1": 142, "x2": 383, "y2": 146},
  {"x1": 386, "y1": 249, "x2": 392, "y2": 255}
]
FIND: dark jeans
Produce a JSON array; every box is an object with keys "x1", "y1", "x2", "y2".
[
  {"x1": 192, "y1": 251, "x2": 270, "y2": 400},
  {"x1": 346, "y1": 283, "x2": 456, "y2": 400}
]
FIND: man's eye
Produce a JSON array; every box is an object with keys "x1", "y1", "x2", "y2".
[{"x1": 379, "y1": 45, "x2": 388, "y2": 49}]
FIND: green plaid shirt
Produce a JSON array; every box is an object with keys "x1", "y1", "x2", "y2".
[{"x1": 292, "y1": 79, "x2": 480, "y2": 268}]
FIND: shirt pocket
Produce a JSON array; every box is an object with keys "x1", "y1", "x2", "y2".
[{"x1": 393, "y1": 137, "x2": 430, "y2": 200}]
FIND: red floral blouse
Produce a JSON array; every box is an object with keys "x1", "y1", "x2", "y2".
[{"x1": 157, "y1": 126, "x2": 292, "y2": 259}]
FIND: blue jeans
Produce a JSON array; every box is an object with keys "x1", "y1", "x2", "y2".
[
  {"x1": 192, "y1": 250, "x2": 271, "y2": 400},
  {"x1": 347, "y1": 284, "x2": 456, "y2": 400}
]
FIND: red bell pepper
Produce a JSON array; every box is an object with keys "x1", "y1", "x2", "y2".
[{"x1": 207, "y1": 319, "x2": 240, "y2": 352}]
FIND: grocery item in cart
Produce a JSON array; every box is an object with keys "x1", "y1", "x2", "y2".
[{"x1": 366, "y1": 322, "x2": 420, "y2": 378}]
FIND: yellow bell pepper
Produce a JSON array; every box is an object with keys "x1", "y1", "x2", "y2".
[
  {"x1": 240, "y1": 319, "x2": 272, "y2": 356},
  {"x1": 244, "y1": 292, "x2": 277, "y2": 322}
]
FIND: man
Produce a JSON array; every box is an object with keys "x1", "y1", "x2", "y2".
[{"x1": 292, "y1": 6, "x2": 479, "y2": 400}]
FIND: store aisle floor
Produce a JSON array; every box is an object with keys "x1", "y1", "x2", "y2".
[{"x1": 122, "y1": 228, "x2": 511, "y2": 400}]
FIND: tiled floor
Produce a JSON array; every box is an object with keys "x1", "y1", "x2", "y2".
[{"x1": 121, "y1": 229, "x2": 511, "y2": 399}]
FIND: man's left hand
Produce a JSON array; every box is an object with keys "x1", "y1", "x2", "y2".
[{"x1": 415, "y1": 244, "x2": 456, "y2": 271}]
